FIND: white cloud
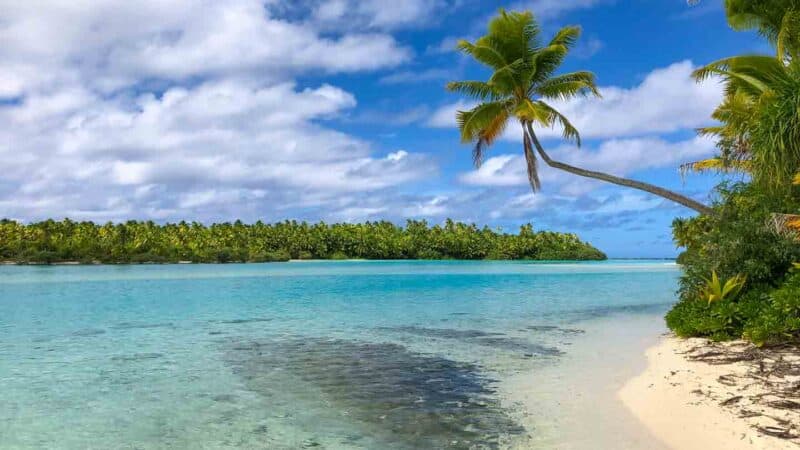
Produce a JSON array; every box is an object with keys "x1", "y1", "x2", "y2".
[
  {"x1": 573, "y1": 37, "x2": 604, "y2": 59},
  {"x1": 513, "y1": 0, "x2": 610, "y2": 19},
  {"x1": 429, "y1": 61, "x2": 723, "y2": 140},
  {"x1": 537, "y1": 61, "x2": 723, "y2": 140},
  {"x1": 0, "y1": 1, "x2": 431, "y2": 223},
  {"x1": 0, "y1": 79, "x2": 436, "y2": 221},
  {"x1": 428, "y1": 100, "x2": 476, "y2": 128},
  {"x1": 309, "y1": 0, "x2": 450, "y2": 30},
  {"x1": 379, "y1": 68, "x2": 454, "y2": 85},
  {"x1": 459, "y1": 135, "x2": 716, "y2": 192},
  {"x1": 0, "y1": 0, "x2": 411, "y2": 96}
]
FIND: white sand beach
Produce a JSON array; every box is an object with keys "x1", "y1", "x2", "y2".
[{"x1": 620, "y1": 336, "x2": 800, "y2": 450}]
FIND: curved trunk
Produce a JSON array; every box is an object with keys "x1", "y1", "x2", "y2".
[{"x1": 525, "y1": 122, "x2": 714, "y2": 215}]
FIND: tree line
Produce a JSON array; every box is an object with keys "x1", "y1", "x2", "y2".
[{"x1": 0, "y1": 219, "x2": 606, "y2": 264}]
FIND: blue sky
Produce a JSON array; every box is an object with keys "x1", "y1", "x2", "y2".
[{"x1": 0, "y1": 1, "x2": 764, "y2": 257}]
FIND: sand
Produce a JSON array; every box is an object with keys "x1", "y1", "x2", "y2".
[
  {"x1": 620, "y1": 335, "x2": 800, "y2": 450},
  {"x1": 501, "y1": 313, "x2": 670, "y2": 449}
]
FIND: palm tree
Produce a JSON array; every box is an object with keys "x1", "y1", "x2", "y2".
[
  {"x1": 687, "y1": 0, "x2": 800, "y2": 61},
  {"x1": 690, "y1": 55, "x2": 800, "y2": 188},
  {"x1": 689, "y1": 0, "x2": 800, "y2": 190},
  {"x1": 448, "y1": 10, "x2": 713, "y2": 215},
  {"x1": 725, "y1": 0, "x2": 800, "y2": 61}
]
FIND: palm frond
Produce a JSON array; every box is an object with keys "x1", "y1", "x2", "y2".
[
  {"x1": 548, "y1": 25, "x2": 581, "y2": 50},
  {"x1": 528, "y1": 44, "x2": 568, "y2": 85},
  {"x1": 486, "y1": 9, "x2": 540, "y2": 62},
  {"x1": 679, "y1": 157, "x2": 751, "y2": 176},
  {"x1": 536, "y1": 100, "x2": 582, "y2": 146},
  {"x1": 456, "y1": 101, "x2": 509, "y2": 143},
  {"x1": 532, "y1": 71, "x2": 599, "y2": 100},
  {"x1": 473, "y1": 138, "x2": 487, "y2": 168},
  {"x1": 481, "y1": 109, "x2": 510, "y2": 145},
  {"x1": 693, "y1": 55, "x2": 786, "y2": 97},
  {"x1": 777, "y1": 9, "x2": 800, "y2": 59},
  {"x1": 455, "y1": 40, "x2": 508, "y2": 70},
  {"x1": 446, "y1": 80, "x2": 501, "y2": 100}
]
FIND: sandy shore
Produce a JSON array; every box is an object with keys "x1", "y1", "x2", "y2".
[
  {"x1": 501, "y1": 313, "x2": 670, "y2": 449},
  {"x1": 620, "y1": 335, "x2": 800, "y2": 449}
]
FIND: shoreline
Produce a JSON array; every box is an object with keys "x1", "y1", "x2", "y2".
[
  {"x1": 619, "y1": 335, "x2": 800, "y2": 449},
  {"x1": 0, "y1": 257, "x2": 629, "y2": 266},
  {"x1": 502, "y1": 311, "x2": 670, "y2": 449}
]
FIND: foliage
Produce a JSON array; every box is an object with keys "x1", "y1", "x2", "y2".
[
  {"x1": 667, "y1": 182, "x2": 800, "y2": 344},
  {"x1": 743, "y1": 272, "x2": 800, "y2": 345},
  {"x1": 447, "y1": 9, "x2": 598, "y2": 192},
  {"x1": 666, "y1": 288, "x2": 769, "y2": 341},
  {"x1": 0, "y1": 218, "x2": 606, "y2": 264},
  {"x1": 690, "y1": 0, "x2": 800, "y2": 193},
  {"x1": 666, "y1": 0, "x2": 800, "y2": 345},
  {"x1": 675, "y1": 183, "x2": 800, "y2": 297},
  {"x1": 699, "y1": 271, "x2": 746, "y2": 304}
]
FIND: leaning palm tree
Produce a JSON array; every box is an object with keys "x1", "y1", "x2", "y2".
[{"x1": 448, "y1": 9, "x2": 713, "y2": 215}]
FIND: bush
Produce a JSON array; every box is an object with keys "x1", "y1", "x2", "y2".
[
  {"x1": 674, "y1": 183, "x2": 800, "y2": 300},
  {"x1": 666, "y1": 288, "x2": 769, "y2": 341},
  {"x1": 129, "y1": 252, "x2": 168, "y2": 264},
  {"x1": 743, "y1": 273, "x2": 800, "y2": 345},
  {"x1": 329, "y1": 251, "x2": 349, "y2": 260},
  {"x1": 666, "y1": 182, "x2": 800, "y2": 345},
  {"x1": 248, "y1": 249, "x2": 290, "y2": 263},
  {"x1": 16, "y1": 249, "x2": 59, "y2": 265}
]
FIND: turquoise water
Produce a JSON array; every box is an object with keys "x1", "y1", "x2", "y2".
[{"x1": 0, "y1": 260, "x2": 680, "y2": 449}]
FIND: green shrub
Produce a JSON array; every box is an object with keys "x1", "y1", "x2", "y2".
[
  {"x1": 329, "y1": 251, "x2": 349, "y2": 260},
  {"x1": 743, "y1": 273, "x2": 800, "y2": 345},
  {"x1": 665, "y1": 288, "x2": 770, "y2": 341},
  {"x1": 129, "y1": 252, "x2": 168, "y2": 264},
  {"x1": 667, "y1": 182, "x2": 800, "y2": 344},
  {"x1": 674, "y1": 183, "x2": 800, "y2": 300},
  {"x1": 248, "y1": 249, "x2": 291, "y2": 263}
]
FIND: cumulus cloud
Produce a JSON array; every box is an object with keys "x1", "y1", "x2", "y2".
[
  {"x1": 0, "y1": 0, "x2": 411, "y2": 97},
  {"x1": 460, "y1": 135, "x2": 716, "y2": 191},
  {"x1": 512, "y1": 0, "x2": 611, "y2": 19},
  {"x1": 379, "y1": 68, "x2": 455, "y2": 85},
  {"x1": 0, "y1": 0, "x2": 432, "y2": 222},
  {"x1": 429, "y1": 61, "x2": 723, "y2": 139},
  {"x1": 313, "y1": 0, "x2": 450, "y2": 29}
]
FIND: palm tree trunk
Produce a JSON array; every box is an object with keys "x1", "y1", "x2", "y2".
[{"x1": 525, "y1": 122, "x2": 714, "y2": 215}]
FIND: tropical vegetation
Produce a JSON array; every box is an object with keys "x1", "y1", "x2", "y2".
[
  {"x1": 0, "y1": 219, "x2": 606, "y2": 264},
  {"x1": 666, "y1": 0, "x2": 800, "y2": 345}
]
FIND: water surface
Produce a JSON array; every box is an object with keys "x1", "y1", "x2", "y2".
[{"x1": 0, "y1": 260, "x2": 679, "y2": 449}]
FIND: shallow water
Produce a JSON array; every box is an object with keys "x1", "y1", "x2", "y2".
[{"x1": 0, "y1": 260, "x2": 679, "y2": 449}]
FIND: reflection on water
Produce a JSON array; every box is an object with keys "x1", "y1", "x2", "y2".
[{"x1": 0, "y1": 260, "x2": 679, "y2": 448}]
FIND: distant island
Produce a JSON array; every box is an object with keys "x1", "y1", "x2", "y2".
[{"x1": 0, "y1": 218, "x2": 605, "y2": 264}]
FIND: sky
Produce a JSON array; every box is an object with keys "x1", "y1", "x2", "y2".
[{"x1": 0, "y1": 0, "x2": 766, "y2": 257}]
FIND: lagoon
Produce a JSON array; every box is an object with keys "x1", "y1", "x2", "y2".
[{"x1": 0, "y1": 260, "x2": 678, "y2": 449}]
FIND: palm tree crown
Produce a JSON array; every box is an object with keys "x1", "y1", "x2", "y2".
[
  {"x1": 448, "y1": 9, "x2": 713, "y2": 215},
  {"x1": 447, "y1": 10, "x2": 598, "y2": 191}
]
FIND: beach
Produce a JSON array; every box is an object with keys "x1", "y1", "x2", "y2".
[{"x1": 621, "y1": 335, "x2": 800, "y2": 449}]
